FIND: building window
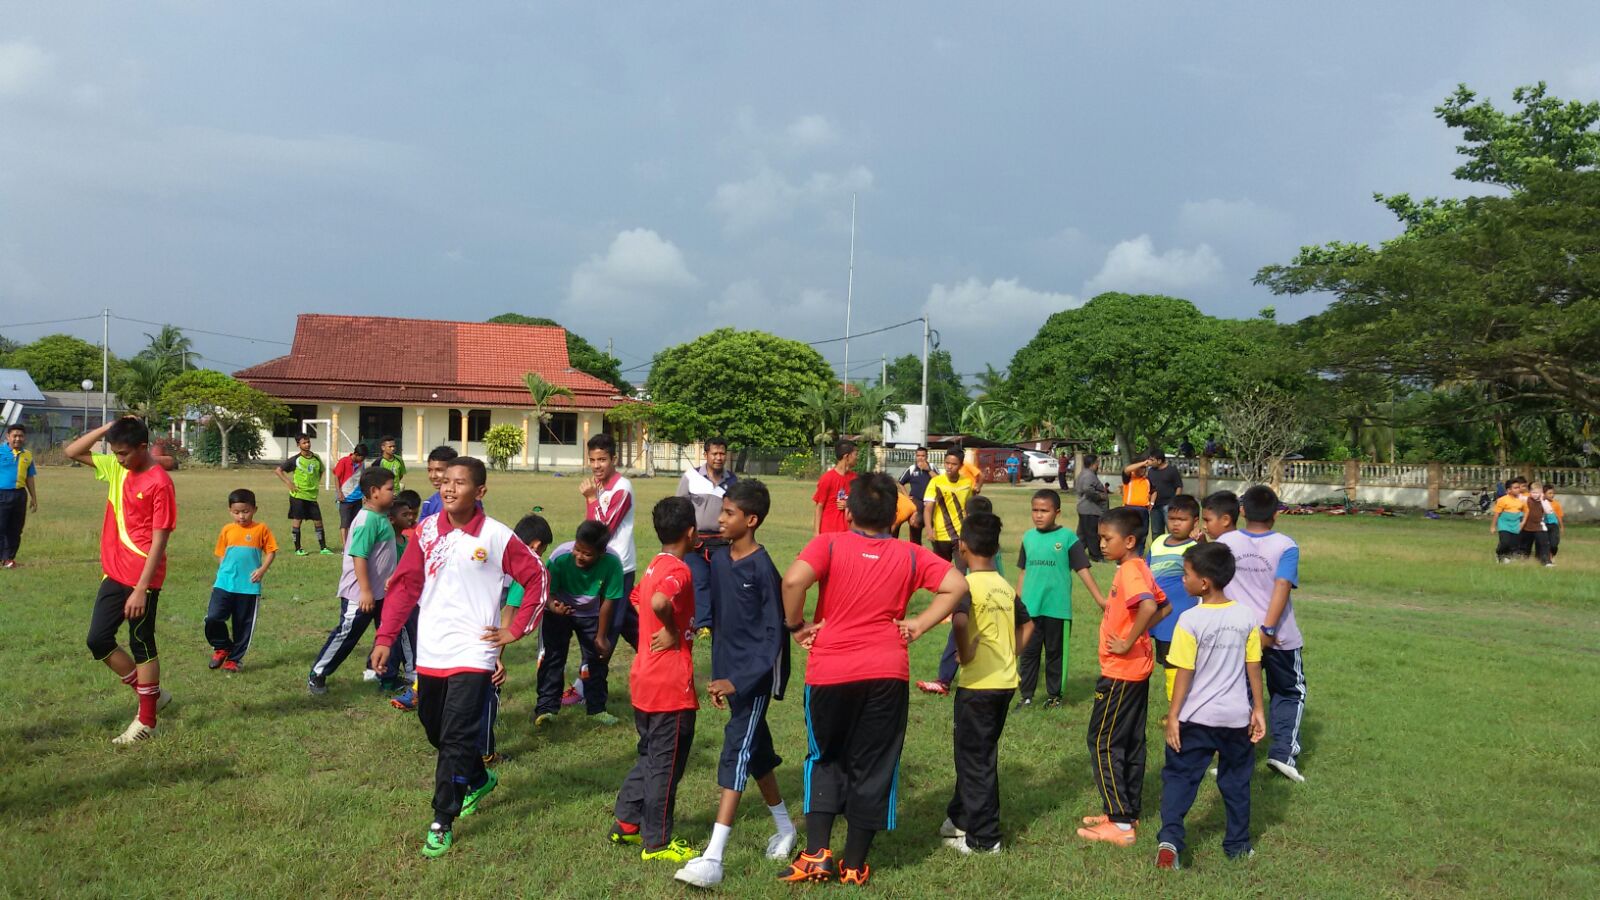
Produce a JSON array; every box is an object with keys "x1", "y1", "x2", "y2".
[
  {"x1": 541, "y1": 412, "x2": 577, "y2": 445},
  {"x1": 448, "y1": 409, "x2": 492, "y2": 442},
  {"x1": 274, "y1": 404, "x2": 320, "y2": 438}
]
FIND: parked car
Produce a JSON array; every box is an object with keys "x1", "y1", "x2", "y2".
[{"x1": 1022, "y1": 450, "x2": 1059, "y2": 482}]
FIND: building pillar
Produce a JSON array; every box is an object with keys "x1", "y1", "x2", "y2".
[
  {"x1": 1426, "y1": 461, "x2": 1442, "y2": 509},
  {"x1": 1344, "y1": 458, "x2": 1360, "y2": 504},
  {"x1": 458, "y1": 408, "x2": 468, "y2": 455},
  {"x1": 1198, "y1": 454, "x2": 1210, "y2": 496},
  {"x1": 330, "y1": 405, "x2": 342, "y2": 458},
  {"x1": 521, "y1": 413, "x2": 531, "y2": 468},
  {"x1": 415, "y1": 408, "x2": 426, "y2": 463}
]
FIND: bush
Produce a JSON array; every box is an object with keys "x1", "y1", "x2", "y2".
[
  {"x1": 483, "y1": 423, "x2": 526, "y2": 471},
  {"x1": 778, "y1": 450, "x2": 821, "y2": 480},
  {"x1": 190, "y1": 425, "x2": 265, "y2": 466}
]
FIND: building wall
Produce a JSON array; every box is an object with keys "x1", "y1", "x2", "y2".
[{"x1": 257, "y1": 404, "x2": 608, "y2": 472}]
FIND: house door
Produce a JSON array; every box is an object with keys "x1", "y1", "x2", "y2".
[{"x1": 358, "y1": 406, "x2": 403, "y2": 449}]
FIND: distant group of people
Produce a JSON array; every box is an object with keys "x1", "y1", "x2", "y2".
[{"x1": 1491, "y1": 476, "x2": 1564, "y2": 566}]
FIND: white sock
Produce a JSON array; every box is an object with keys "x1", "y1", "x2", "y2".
[
  {"x1": 769, "y1": 802, "x2": 795, "y2": 834},
  {"x1": 705, "y1": 822, "x2": 732, "y2": 862},
  {"x1": 1114, "y1": 822, "x2": 1133, "y2": 831}
]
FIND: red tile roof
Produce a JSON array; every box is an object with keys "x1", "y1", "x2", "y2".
[{"x1": 236, "y1": 314, "x2": 628, "y2": 410}]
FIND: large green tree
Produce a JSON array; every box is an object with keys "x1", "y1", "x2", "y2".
[
  {"x1": 883, "y1": 349, "x2": 965, "y2": 434},
  {"x1": 487, "y1": 313, "x2": 630, "y2": 393},
  {"x1": 4, "y1": 334, "x2": 112, "y2": 391},
  {"x1": 646, "y1": 328, "x2": 833, "y2": 448},
  {"x1": 1007, "y1": 293, "x2": 1259, "y2": 460},
  {"x1": 159, "y1": 370, "x2": 287, "y2": 468}
]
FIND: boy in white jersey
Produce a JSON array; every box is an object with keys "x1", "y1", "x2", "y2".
[
  {"x1": 1156, "y1": 542, "x2": 1265, "y2": 870},
  {"x1": 372, "y1": 457, "x2": 549, "y2": 859},
  {"x1": 1213, "y1": 485, "x2": 1306, "y2": 783},
  {"x1": 581, "y1": 433, "x2": 638, "y2": 648}
]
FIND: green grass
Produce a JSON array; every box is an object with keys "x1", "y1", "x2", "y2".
[{"x1": 2, "y1": 466, "x2": 1597, "y2": 898}]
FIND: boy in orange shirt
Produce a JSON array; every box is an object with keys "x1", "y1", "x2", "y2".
[
  {"x1": 205, "y1": 488, "x2": 278, "y2": 672},
  {"x1": 1078, "y1": 506, "x2": 1169, "y2": 846}
]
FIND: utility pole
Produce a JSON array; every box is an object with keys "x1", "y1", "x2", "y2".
[
  {"x1": 101, "y1": 308, "x2": 109, "y2": 425},
  {"x1": 880, "y1": 354, "x2": 886, "y2": 387},
  {"x1": 842, "y1": 193, "x2": 856, "y2": 389},
  {"x1": 921, "y1": 315, "x2": 930, "y2": 409},
  {"x1": 606, "y1": 337, "x2": 613, "y2": 359}
]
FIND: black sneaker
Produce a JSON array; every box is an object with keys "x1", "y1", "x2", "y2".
[
  {"x1": 307, "y1": 674, "x2": 329, "y2": 695},
  {"x1": 1043, "y1": 697, "x2": 1063, "y2": 709},
  {"x1": 1016, "y1": 697, "x2": 1032, "y2": 710}
]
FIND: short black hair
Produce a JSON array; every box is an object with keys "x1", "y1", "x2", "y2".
[
  {"x1": 352, "y1": 443, "x2": 369, "y2": 458},
  {"x1": 515, "y1": 513, "x2": 553, "y2": 547},
  {"x1": 359, "y1": 466, "x2": 395, "y2": 495},
  {"x1": 1167, "y1": 494, "x2": 1201, "y2": 519},
  {"x1": 1240, "y1": 485, "x2": 1279, "y2": 524},
  {"x1": 704, "y1": 436, "x2": 729, "y2": 451},
  {"x1": 393, "y1": 490, "x2": 421, "y2": 511},
  {"x1": 1184, "y1": 541, "x2": 1236, "y2": 588},
  {"x1": 574, "y1": 519, "x2": 610, "y2": 549},
  {"x1": 105, "y1": 417, "x2": 149, "y2": 447},
  {"x1": 447, "y1": 456, "x2": 488, "y2": 487},
  {"x1": 1032, "y1": 488, "x2": 1061, "y2": 509},
  {"x1": 1102, "y1": 506, "x2": 1144, "y2": 537},
  {"x1": 1202, "y1": 490, "x2": 1240, "y2": 526},
  {"x1": 1148, "y1": 449, "x2": 1167, "y2": 463},
  {"x1": 834, "y1": 439, "x2": 857, "y2": 460},
  {"x1": 945, "y1": 447, "x2": 963, "y2": 462},
  {"x1": 724, "y1": 479, "x2": 771, "y2": 528},
  {"x1": 845, "y1": 472, "x2": 898, "y2": 531},
  {"x1": 587, "y1": 433, "x2": 617, "y2": 457},
  {"x1": 380, "y1": 435, "x2": 397, "y2": 446},
  {"x1": 960, "y1": 511, "x2": 1002, "y2": 557},
  {"x1": 296, "y1": 431, "x2": 314, "y2": 442},
  {"x1": 652, "y1": 496, "x2": 696, "y2": 543},
  {"x1": 428, "y1": 445, "x2": 459, "y2": 464},
  {"x1": 227, "y1": 488, "x2": 257, "y2": 507},
  {"x1": 1084, "y1": 453, "x2": 1098, "y2": 468},
  {"x1": 967, "y1": 494, "x2": 993, "y2": 516},
  {"x1": 1507, "y1": 475, "x2": 1529, "y2": 487},
  {"x1": 5, "y1": 423, "x2": 24, "y2": 435},
  {"x1": 915, "y1": 446, "x2": 928, "y2": 454}
]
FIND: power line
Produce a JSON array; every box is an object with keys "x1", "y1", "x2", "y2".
[
  {"x1": 109, "y1": 313, "x2": 291, "y2": 346},
  {"x1": 806, "y1": 317, "x2": 923, "y2": 347},
  {"x1": 0, "y1": 314, "x2": 102, "y2": 330}
]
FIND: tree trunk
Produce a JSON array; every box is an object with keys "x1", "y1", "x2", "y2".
[
  {"x1": 218, "y1": 423, "x2": 231, "y2": 469},
  {"x1": 532, "y1": 410, "x2": 543, "y2": 473},
  {"x1": 1114, "y1": 427, "x2": 1133, "y2": 465}
]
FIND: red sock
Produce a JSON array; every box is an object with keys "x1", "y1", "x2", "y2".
[
  {"x1": 121, "y1": 670, "x2": 138, "y2": 689},
  {"x1": 615, "y1": 820, "x2": 639, "y2": 835},
  {"x1": 136, "y1": 682, "x2": 160, "y2": 727}
]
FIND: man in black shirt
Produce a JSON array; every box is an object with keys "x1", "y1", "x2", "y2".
[
  {"x1": 898, "y1": 447, "x2": 934, "y2": 545},
  {"x1": 1145, "y1": 451, "x2": 1184, "y2": 539}
]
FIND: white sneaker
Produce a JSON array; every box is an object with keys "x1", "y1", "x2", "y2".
[
  {"x1": 112, "y1": 718, "x2": 156, "y2": 744},
  {"x1": 157, "y1": 688, "x2": 173, "y2": 711},
  {"x1": 362, "y1": 668, "x2": 378, "y2": 682},
  {"x1": 765, "y1": 829, "x2": 797, "y2": 860},
  {"x1": 674, "y1": 856, "x2": 723, "y2": 888},
  {"x1": 944, "y1": 836, "x2": 1000, "y2": 854},
  {"x1": 1266, "y1": 758, "x2": 1306, "y2": 783},
  {"x1": 938, "y1": 817, "x2": 966, "y2": 838}
]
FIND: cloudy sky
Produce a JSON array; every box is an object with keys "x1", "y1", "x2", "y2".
[{"x1": 2, "y1": 3, "x2": 1597, "y2": 386}]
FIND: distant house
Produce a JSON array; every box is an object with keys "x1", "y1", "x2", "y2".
[
  {"x1": 235, "y1": 314, "x2": 632, "y2": 468},
  {"x1": 1, "y1": 369, "x2": 123, "y2": 450}
]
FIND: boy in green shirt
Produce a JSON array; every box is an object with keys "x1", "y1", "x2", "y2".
[
  {"x1": 1014, "y1": 489, "x2": 1106, "y2": 708},
  {"x1": 377, "y1": 435, "x2": 407, "y2": 491},
  {"x1": 276, "y1": 432, "x2": 332, "y2": 556},
  {"x1": 532, "y1": 519, "x2": 627, "y2": 726}
]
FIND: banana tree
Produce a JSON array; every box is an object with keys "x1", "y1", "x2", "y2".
[{"x1": 523, "y1": 372, "x2": 575, "y2": 472}]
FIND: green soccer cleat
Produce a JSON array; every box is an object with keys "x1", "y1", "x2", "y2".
[
  {"x1": 320, "y1": 548, "x2": 336, "y2": 556},
  {"x1": 641, "y1": 838, "x2": 699, "y2": 863},
  {"x1": 421, "y1": 823, "x2": 453, "y2": 858},
  {"x1": 459, "y1": 769, "x2": 498, "y2": 818},
  {"x1": 609, "y1": 821, "x2": 642, "y2": 846},
  {"x1": 589, "y1": 711, "x2": 619, "y2": 727}
]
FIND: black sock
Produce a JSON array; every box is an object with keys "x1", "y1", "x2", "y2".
[
  {"x1": 315, "y1": 525, "x2": 327, "y2": 550},
  {"x1": 291, "y1": 527, "x2": 302, "y2": 551},
  {"x1": 842, "y1": 825, "x2": 876, "y2": 870},
  {"x1": 804, "y1": 812, "x2": 835, "y2": 856}
]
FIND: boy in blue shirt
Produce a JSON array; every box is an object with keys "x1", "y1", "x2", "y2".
[
  {"x1": 675, "y1": 480, "x2": 796, "y2": 888},
  {"x1": 205, "y1": 489, "x2": 278, "y2": 672},
  {"x1": 1147, "y1": 494, "x2": 1203, "y2": 705}
]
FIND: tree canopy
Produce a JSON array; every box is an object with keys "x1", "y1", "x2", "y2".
[
  {"x1": 1, "y1": 334, "x2": 113, "y2": 391},
  {"x1": 487, "y1": 313, "x2": 630, "y2": 393},
  {"x1": 159, "y1": 369, "x2": 287, "y2": 468},
  {"x1": 883, "y1": 349, "x2": 965, "y2": 434},
  {"x1": 645, "y1": 328, "x2": 833, "y2": 448}
]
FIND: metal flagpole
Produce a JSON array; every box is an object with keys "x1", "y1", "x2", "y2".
[
  {"x1": 921, "y1": 315, "x2": 930, "y2": 408},
  {"x1": 101, "y1": 308, "x2": 109, "y2": 425},
  {"x1": 843, "y1": 193, "x2": 855, "y2": 389}
]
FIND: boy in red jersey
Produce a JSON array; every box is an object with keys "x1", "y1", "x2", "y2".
[
  {"x1": 777, "y1": 473, "x2": 968, "y2": 886},
  {"x1": 608, "y1": 496, "x2": 702, "y2": 863},
  {"x1": 65, "y1": 417, "x2": 178, "y2": 744}
]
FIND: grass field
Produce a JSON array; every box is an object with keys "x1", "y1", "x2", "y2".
[{"x1": 2, "y1": 465, "x2": 1597, "y2": 899}]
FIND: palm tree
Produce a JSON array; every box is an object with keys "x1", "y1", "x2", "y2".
[
  {"x1": 960, "y1": 399, "x2": 1026, "y2": 443},
  {"x1": 798, "y1": 384, "x2": 846, "y2": 447},
  {"x1": 120, "y1": 357, "x2": 175, "y2": 424},
  {"x1": 974, "y1": 363, "x2": 1008, "y2": 402},
  {"x1": 523, "y1": 372, "x2": 575, "y2": 472},
  {"x1": 849, "y1": 384, "x2": 906, "y2": 447},
  {"x1": 140, "y1": 325, "x2": 198, "y2": 372}
]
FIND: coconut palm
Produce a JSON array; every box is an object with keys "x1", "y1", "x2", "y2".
[
  {"x1": 849, "y1": 384, "x2": 906, "y2": 447},
  {"x1": 523, "y1": 372, "x2": 575, "y2": 472},
  {"x1": 140, "y1": 325, "x2": 198, "y2": 372},
  {"x1": 974, "y1": 363, "x2": 1009, "y2": 402},
  {"x1": 120, "y1": 356, "x2": 175, "y2": 424},
  {"x1": 797, "y1": 384, "x2": 846, "y2": 448}
]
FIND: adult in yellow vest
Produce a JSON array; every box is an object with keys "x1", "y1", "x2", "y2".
[{"x1": 1120, "y1": 455, "x2": 1156, "y2": 555}]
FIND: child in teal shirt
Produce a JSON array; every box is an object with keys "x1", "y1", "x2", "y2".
[{"x1": 1015, "y1": 489, "x2": 1106, "y2": 707}]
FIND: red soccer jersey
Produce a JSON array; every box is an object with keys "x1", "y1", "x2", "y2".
[
  {"x1": 629, "y1": 552, "x2": 698, "y2": 712},
  {"x1": 812, "y1": 468, "x2": 857, "y2": 534},
  {"x1": 94, "y1": 454, "x2": 178, "y2": 588},
  {"x1": 797, "y1": 531, "x2": 953, "y2": 686}
]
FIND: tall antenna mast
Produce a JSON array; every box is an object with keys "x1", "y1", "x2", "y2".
[{"x1": 842, "y1": 193, "x2": 856, "y2": 389}]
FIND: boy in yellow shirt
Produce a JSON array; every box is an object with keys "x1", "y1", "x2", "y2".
[{"x1": 1491, "y1": 477, "x2": 1529, "y2": 563}]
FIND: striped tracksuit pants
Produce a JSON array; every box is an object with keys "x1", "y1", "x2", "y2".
[{"x1": 1086, "y1": 675, "x2": 1150, "y2": 825}]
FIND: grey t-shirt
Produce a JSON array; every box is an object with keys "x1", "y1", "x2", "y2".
[
  {"x1": 676, "y1": 465, "x2": 736, "y2": 534},
  {"x1": 1075, "y1": 469, "x2": 1109, "y2": 515},
  {"x1": 1169, "y1": 601, "x2": 1262, "y2": 729}
]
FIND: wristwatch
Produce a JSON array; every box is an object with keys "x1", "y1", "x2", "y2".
[
  {"x1": 787, "y1": 619, "x2": 806, "y2": 633},
  {"x1": 1260, "y1": 625, "x2": 1279, "y2": 638}
]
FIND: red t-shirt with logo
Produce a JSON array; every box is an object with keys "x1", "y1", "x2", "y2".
[
  {"x1": 797, "y1": 530, "x2": 952, "y2": 686},
  {"x1": 629, "y1": 552, "x2": 699, "y2": 712},
  {"x1": 812, "y1": 468, "x2": 857, "y2": 534},
  {"x1": 94, "y1": 454, "x2": 178, "y2": 589}
]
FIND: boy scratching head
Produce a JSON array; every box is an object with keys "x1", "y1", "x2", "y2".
[
  {"x1": 1165, "y1": 494, "x2": 1202, "y2": 541},
  {"x1": 652, "y1": 495, "x2": 698, "y2": 555},
  {"x1": 1030, "y1": 488, "x2": 1061, "y2": 530},
  {"x1": 391, "y1": 490, "x2": 421, "y2": 532},
  {"x1": 844, "y1": 472, "x2": 899, "y2": 533},
  {"x1": 441, "y1": 457, "x2": 487, "y2": 518},
  {"x1": 227, "y1": 488, "x2": 258, "y2": 526},
  {"x1": 572, "y1": 519, "x2": 611, "y2": 568},
  {"x1": 719, "y1": 479, "x2": 770, "y2": 544},
  {"x1": 958, "y1": 510, "x2": 1002, "y2": 568},
  {"x1": 1098, "y1": 507, "x2": 1145, "y2": 562},
  {"x1": 1201, "y1": 490, "x2": 1240, "y2": 539},
  {"x1": 426, "y1": 445, "x2": 459, "y2": 491},
  {"x1": 105, "y1": 417, "x2": 154, "y2": 472},
  {"x1": 1240, "y1": 485, "x2": 1280, "y2": 528},
  {"x1": 1181, "y1": 541, "x2": 1236, "y2": 600},
  {"x1": 359, "y1": 467, "x2": 396, "y2": 512},
  {"x1": 515, "y1": 512, "x2": 553, "y2": 556}
]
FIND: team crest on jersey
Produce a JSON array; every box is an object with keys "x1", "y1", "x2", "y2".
[
  {"x1": 1054, "y1": 542, "x2": 1063, "y2": 551},
  {"x1": 472, "y1": 547, "x2": 488, "y2": 563}
]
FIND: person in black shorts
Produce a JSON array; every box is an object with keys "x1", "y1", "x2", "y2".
[{"x1": 276, "y1": 433, "x2": 331, "y2": 555}]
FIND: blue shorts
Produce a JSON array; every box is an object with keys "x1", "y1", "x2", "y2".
[{"x1": 719, "y1": 677, "x2": 781, "y2": 791}]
